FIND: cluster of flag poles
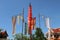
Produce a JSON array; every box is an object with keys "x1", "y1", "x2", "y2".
[
  {"x1": 12, "y1": 3, "x2": 53, "y2": 40},
  {"x1": 12, "y1": 8, "x2": 24, "y2": 40}
]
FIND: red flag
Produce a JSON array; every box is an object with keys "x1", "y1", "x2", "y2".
[
  {"x1": 33, "y1": 17, "x2": 36, "y2": 30},
  {"x1": 28, "y1": 4, "x2": 32, "y2": 34},
  {"x1": 12, "y1": 16, "x2": 16, "y2": 34},
  {"x1": 31, "y1": 18, "x2": 34, "y2": 30},
  {"x1": 31, "y1": 17, "x2": 36, "y2": 30}
]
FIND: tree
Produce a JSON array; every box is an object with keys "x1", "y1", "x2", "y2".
[
  {"x1": 13, "y1": 33, "x2": 29, "y2": 40},
  {"x1": 32, "y1": 27, "x2": 47, "y2": 40},
  {"x1": 13, "y1": 27, "x2": 47, "y2": 40},
  {"x1": 0, "y1": 28, "x2": 3, "y2": 32}
]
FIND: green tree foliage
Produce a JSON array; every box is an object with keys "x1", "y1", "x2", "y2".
[
  {"x1": 32, "y1": 27, "x2": 47, "y2": 40},
  {"x1": 13, "y1": 27, "x2": 47, "y2": 40},
  {"x1": 13, "y1": 33, "x2": 29, "y2": 40}
]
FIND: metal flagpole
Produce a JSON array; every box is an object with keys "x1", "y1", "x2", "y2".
[
  {"x1": 38, "y1": 13, "x2": 40, "y2": 28},
  {"x1": 22, "y1": 8, "x2": 24, "y2": 40},
  {"x1": 22, "y1": 20, "x2": 23, "y2": 40}
]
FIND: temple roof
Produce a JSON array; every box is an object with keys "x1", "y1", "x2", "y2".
[
  {"x1": 0, "y1": 30, "x2": 8, "y2": 38},
  {"x1": 52, "y1": 28, "x2": 60, "y2": 33}
]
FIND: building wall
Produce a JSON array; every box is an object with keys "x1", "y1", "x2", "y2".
[{"x1": 46, "y1": 28, "x2": 60, "y2": 40}]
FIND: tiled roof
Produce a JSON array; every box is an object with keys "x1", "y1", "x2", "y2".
[
  {"x1": 52, "y1": 28, "x2": 60, "y2": 33},
  {"x1": 0, "y1": 31, "x2": 8, "y2": 38}
]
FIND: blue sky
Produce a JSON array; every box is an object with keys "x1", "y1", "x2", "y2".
[{"x1": 0, "y1": 0, "x2": 60, "y2": 39}]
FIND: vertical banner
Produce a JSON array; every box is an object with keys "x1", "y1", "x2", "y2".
[
  {"x1": 31, "y1": 17, "x2": 36, "y2": 30},
  {"x1": 31, "y1": 18, "x2": 34, "y2": 30},
  {"x1": 28, "y1": 4, "x2": 32, "y2": 40},
  {"x1": 12, "y1": 16, "x2": 16, "y2": 34},
  {"x1": 20, "y1": 16, "x2": 24, "y2": 22},
  {"x1": 17, "y1": 15, "x2": 24, "y2": 24},
  {"x1": 33, "y1": 17, "x2": 36, "y2": 30},
  {"x1": 45, "y1": 17, "x2": 50, "y2": 29},
  {"x1": 45, "y1": 17, "x2": 50, "y2": 40},
  {"x1": 17, "y1": 15, "x2": 20, "y2": 24}
]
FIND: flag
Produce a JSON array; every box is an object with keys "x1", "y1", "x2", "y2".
[
  {"x1": 31, "y1": 18, "x2": 34, "y2": 30},
  {"x1": 28, "y1": 4, "x2": 32, "y2": 34},
  {"x1": 17, "y1": 15, "x2": 24, "y2": 24},
  {"x1": 25, "y1": 22, "x2": 28, "y2": 35},
  {"x1": 20, "y1": 16, "x2": 24, "y2": 22},
  {"x1": 45, "y1": 17, "x2": 54, "y2": 33},
  {"x1": 12, "y1": 16, "x2": 16, "y2": 34},
  {"x1": 31, "y1": 17, "x2": 36, "y2": 30},
  {"x1": 22, "y1": 8, "x2": 24, "y2": 22},
  {"x1": 28, "y1": 17, "x2": 36, "y2": 34},
  {"x1": 33, "y1": 17, "x2": 36, "y2": 30},
  {"x1": 17, "y1": 15, "x2": 20, "y2": 24},
  {"x1": 45, "y1": 17, "x2": 51, "y2": 40},
  {"x1": 45, "y1": 17, "x2": 50, "y2": 29},
  {"x1": 28, "y1": 17, "x2": 32, "y2": 34}
]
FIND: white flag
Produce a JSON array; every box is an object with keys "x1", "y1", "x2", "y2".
[
  {"x1": 45, "y1": 17, "x2": 51, "y2": 40},
  {"x1": 45, "y1": 17, "x2": 50, "y2": 29},
  {"x1": 17, "y1": 15, "x2": 20, "y2": 24}
]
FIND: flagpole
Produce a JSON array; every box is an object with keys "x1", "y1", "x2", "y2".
[
  {"x1": 38, "y1": 13, "x2": 40, "y2": 28},
  {"x1": 22, "y1": 21, "x2": 23, "y2": 40},
  {"x1": 22, "y1": 8, "x2": 24, "y2": 40}
]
